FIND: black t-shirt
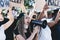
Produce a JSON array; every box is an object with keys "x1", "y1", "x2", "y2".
[
  {"x1": 5, "y1": 19, "x2": 18, "y2": 40},
  {"x1": 25, "y1": 27, "x2": 31, "y2": 39}
]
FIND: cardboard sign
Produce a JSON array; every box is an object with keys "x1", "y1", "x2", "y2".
[{"x1": 34, "y1": 0, "x2": 46, "y2": 12}]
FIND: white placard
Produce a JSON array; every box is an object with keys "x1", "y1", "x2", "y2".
[{"x1": 34, "y1": 0, "x2": 46, "y2": 12}]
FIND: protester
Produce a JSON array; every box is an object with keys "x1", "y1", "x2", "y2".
[{"x1": 0, "y1": 7, "x2": 14, "y2": 40}]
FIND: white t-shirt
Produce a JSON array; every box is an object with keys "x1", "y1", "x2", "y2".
[
  {"x1": 38, "y1": 25, "x2": 52, "y2": 40},
  {"x1": 38, "y1": 18, "x2": 52, "y2": 40},
  {"x1": 0, "y1": 25, "x2": 6, "y2": 40}
]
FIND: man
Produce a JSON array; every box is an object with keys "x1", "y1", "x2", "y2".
[{"x1": 38, "y1": 2, "x2": 60, "y2": 40}]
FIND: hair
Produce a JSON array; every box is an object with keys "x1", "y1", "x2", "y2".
[{"x1": 15, "y1": 15, "x2": 32, "y2": 39}]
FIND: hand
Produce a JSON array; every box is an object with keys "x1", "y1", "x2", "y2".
[
  {"x1": 33, "y1": 26, "x2": 40, "y2": 34},
  {"x1": 16, "y1": 35, "x2": 25, "y2": 40}
]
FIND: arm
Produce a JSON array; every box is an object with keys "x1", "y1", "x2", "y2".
[
  {"x1": 38, "y1": 3, "x2": 49, "y2": 20},
  {"x1": 48, "y1": 11, "x2": 60, "y2": 27},
  {"x1": 37, "y1": 3, "x2": 60, "y2": 27},
  {"x1": 38, "y1": 10, "x2": 45, "y2": 20},
  {"x1": 47, "y1": 20, "x2": 58, "y2": 28},
  {"x1": 38, "y1": 10, "x2": 59, "y2": 28},
  {"x1": 14, "y1": 27, "x2": 25, "y2": 40},
  {"x1": 15, "y1": 27, "x2": 39, "y2": 40},
  {"x1": 26, "y1": 3, "x2": 48, "y2": 40},
  {"x1": 16, "y1": 34, "x2": 25, "y2": 40},
  {"x1": 3, "y1": 7, "x2": 14, "y2": 30}
]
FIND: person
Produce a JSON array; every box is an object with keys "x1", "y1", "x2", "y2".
[
  {"x1": 5, "y1": 13, "x2": 23, "y2": 40},
  {"x1": 5, "y1": 1, "x2": 28, "y2": 40},
  {"x1": 0, "y1": 7, "x2": 14, "y2": 40},
  {"x1": 51, "y1": 9, "x2": 60, "y2": 40},
  {"x1": 47, "y1": 9, "x2": 60, "y2": 40},
  {"x1": 37, "y1": 3, "x2": 52, "y2": 40},
  {"x1": 30, "y1": 0, "x2": 52, "y2": 40},
  {"x1": 9, "y1": 2, "x2": 38, "y2": 40},
  {"x1": 38, "y1": 2, "x2": 60, "y2": 40},
  {"x1": 15, "y1": 14, "x2": 39, "y2": 40}
]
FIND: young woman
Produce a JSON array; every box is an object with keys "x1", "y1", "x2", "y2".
[
  {"x1": 0, "y1": 8, "x2": 14, "y2": 40},
  {"x1": 12, "y1": 0, "x2": 39, "y2": 40},
  {"x1": 15, "y1": 14, "x2": 39, "y2": 40}
]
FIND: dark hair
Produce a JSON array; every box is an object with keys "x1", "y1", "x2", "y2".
[{"x1": 15, "y1": 15, "x2": 31, "y2": 39}]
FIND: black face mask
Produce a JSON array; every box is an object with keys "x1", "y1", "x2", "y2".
[{"x1": 0, "y1": 18, "x2": 9, "y2": 26}]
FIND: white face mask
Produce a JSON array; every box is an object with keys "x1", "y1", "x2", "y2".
[
  {"x1": 41, "y1": 18, "x2": 47, "y2": 21},
  {"x1": 41, "y1": 18, "x2": 53, "y2": 23},
  {"x1": 46, "y1": 18, "x2": 53, "y2": 23}
]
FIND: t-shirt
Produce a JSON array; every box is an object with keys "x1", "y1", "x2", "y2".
[
  {"x1": 5, "y1": 18, "x2": 19, "y2": 40},
  {"x1": 38, "y1": 18, "x2": 52, "y2": 40},
  {"x1": 0, "y1": 25, "x2": 6, "y2": 40},
  {"x1": 38, "y1": 25, "x2": 52, "y2": 40}
]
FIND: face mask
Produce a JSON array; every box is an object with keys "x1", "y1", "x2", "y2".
[
  {"x1": 41, "y1": 18, "x2": 47, "y2": 21},
  {"x1": 41, "y1": 18, "x2": 53, "y2": 23},
  {"x1": 47, "y1": 18, "x2": 53, "y2": 23}
]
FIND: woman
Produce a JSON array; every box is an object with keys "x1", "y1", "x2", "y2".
[
  {"x1": 15, "y1": 14, "x2": 39, "y2": 40},
  {"x1": 0, "y1": 8, "x2": 14, "y2": 40}
]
